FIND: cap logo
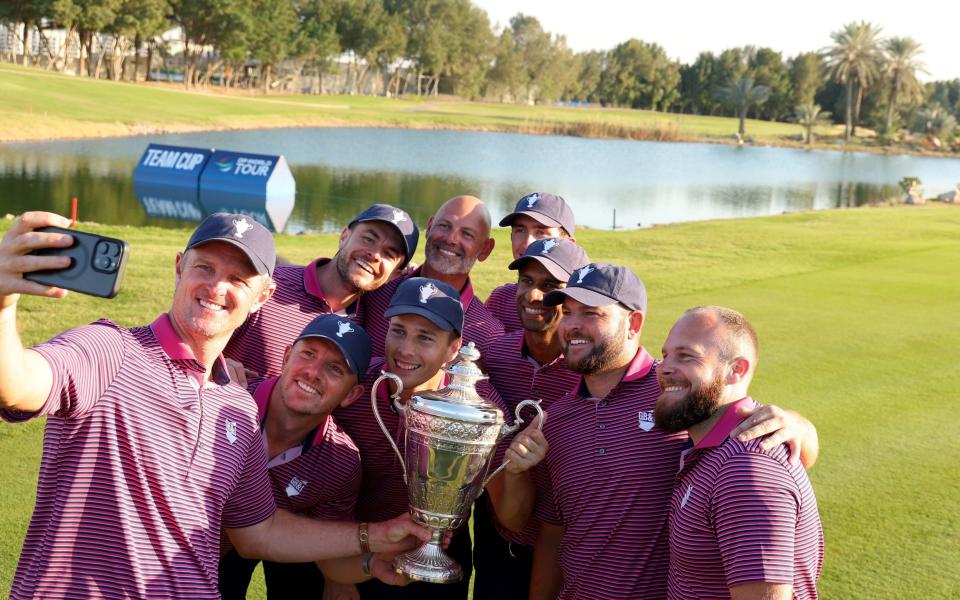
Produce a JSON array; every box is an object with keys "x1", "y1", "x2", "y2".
[
  {"x1": 419, "y1": 282, "x2": 443, "y2": 304},
  {"x1": 525, "y1": 193, "x2": 540, "y2": 208},
  {"x1": 336, "y1": 320, "x2": 354, "y2": 338},
  {"x1": 540, "y1": 239, "x2": 558, "y2": 254},
  {"x1": 391, "y1": 209, "x2": 406, "y2": 225},
  {"x1": 232, "y1": 218, "x2": 253, "y2": 239},
  {"x1": 575, "y1": 265, "x2": 594, "y2": 284}
]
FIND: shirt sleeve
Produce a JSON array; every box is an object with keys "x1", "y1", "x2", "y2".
[
  {"x1": 222, "y1": 430, "x2": 278, "y2": 529},
  {"x1": 712, "y1": 451, "x2": 802, "y2": 588},
  {"x1": 2, "y1": 320, "x2": 125, "y2": 423}
]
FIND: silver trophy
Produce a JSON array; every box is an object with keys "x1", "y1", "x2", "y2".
[{"x1": 371, "y1": 342, "x2": 545, "y2": 583}]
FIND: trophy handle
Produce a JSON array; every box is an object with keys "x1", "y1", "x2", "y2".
[
  {"x1": 371, "y1": 370, "x2": 408, "y2": 485},
  {"x1": 482, "y1": 399, "x2": 546, "y2": 488}
]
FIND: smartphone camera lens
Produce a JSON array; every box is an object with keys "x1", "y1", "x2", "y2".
[{"x1": 94, "y1": 255, "x2": 116, "y2": 272}]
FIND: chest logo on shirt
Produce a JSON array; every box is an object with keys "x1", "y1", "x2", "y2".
[
  {"x1": 680, "y1": 483, "x2": 693, "y2": 508},
  {"x1": 225, "y1": 419, "x2": 238, "y2": 444},
  {"x1": 638, "y1": 410, "x2": 655, "y2": 432},
  {"x1": 286, "y1": 476, "x2": 309, "y2": 497}
]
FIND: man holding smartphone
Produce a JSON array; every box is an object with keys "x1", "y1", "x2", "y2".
[{"x1": 0, "y1": 212, "x2": 430, "y2": 600}]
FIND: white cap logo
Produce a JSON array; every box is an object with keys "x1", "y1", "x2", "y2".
[
  {"x1": 419, "y1": 282, "x2": 441, "y2": 304},
  {"x1": 540, "y1": 239, "x2": 558, "y2": 255},
  {"x1": 525, "y1": 193, "x2": 540, "y2": 208},
  {"x1": 576, "y1": 265, "x2": 594, "y2": 284},
  {"x1": 391, "y1": 209, "x2": 406, "y2": 225},
  {"x1": 336, "y1": 321, "x2": 354, "y2": 338},
  {"x1": 232, "y1": 218, "x2": 253, "y2": 239}
]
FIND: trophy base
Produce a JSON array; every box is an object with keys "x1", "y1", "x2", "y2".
[{"x1": 393, "y1": 538, "x2": 463, "y2": 584}]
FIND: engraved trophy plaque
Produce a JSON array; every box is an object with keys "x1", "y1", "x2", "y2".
[{"x1": 371, "y1": 342, "x2": 544, "y2": 583}]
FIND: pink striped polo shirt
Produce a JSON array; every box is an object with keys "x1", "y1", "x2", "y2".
[
  {"x1": 667, "y1": 397, "x2": 824, "y2": 599},
  {"x1": 358, "y1": 266, "x2": 505, "y2": 360},
  {"x1": 485, "y1": 282, "x2": 523, "y2": 333},
  {"x1": 334, "y1": 358, "x2": 511, "y2": 522},
  {"x1": 533, "y1": 347, "x2": 687, "y2": 599},
  {"x1": 482, "y1": 329, "x2": 580, "y2": 546},
  {"x1": 220, "y1": 377, "x2": 361, "y2": 557},
  {"x1": 225, "y1": 258, "x2": 364, "y2": 379},
  {"x1": 2, "y1": 315, "x2": 276, "y2": 600}
]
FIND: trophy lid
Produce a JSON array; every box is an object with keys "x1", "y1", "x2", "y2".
[{"x1": 408, "y1": 342, "x2": 503, "y2": 425}]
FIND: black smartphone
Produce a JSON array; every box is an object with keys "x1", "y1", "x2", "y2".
[{"x1": 24, "y1": 227, "x2": 130, "y2": 299}]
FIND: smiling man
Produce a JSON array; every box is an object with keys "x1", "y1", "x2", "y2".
[
  {"x1": 528, "y1": 263, "x2": 820, "y2": 600},
  {"x1": 656, "y1": 306, "x2": 823, "y2": 600},
  {"x1": 226, "y1": 203, "x2": 418, "y2": 379},
  {"x1": 0, "y1": 212, "x2": 429, "y2": 600},
  {"x1": 485, "y1": 192, "x2": 576, "y2": 333},
  {"x1": 335, "y1": 276, "x2": 527, "y2": 600},
  {"x1": 360, "y1": 195, "x2": 504, "y2": 359}
]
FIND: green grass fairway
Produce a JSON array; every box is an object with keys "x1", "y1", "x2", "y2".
[
  {"x1": 1, "y1": 205, "x2": 959, "y2": 598},
  {"x1": 0, "y1": 63, "x2": 819, "y2": 146}
]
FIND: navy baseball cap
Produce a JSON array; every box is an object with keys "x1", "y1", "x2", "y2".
[
  {"x1": 186, "y1": 213, "x2": 276, "y2": 277},
  {"x1": 384, "y1": 277, "x2": 464, "y2": 335},
  {"x1": 499, "y1": 192, "x2": 576, "y2": 236},
  {"x1": 348, "y1": 204, "x2": 419, "y2": 267},
  {"x1": 543, "y1": 262, "x2": 647, "y2": 313},
  {"x1": 508, "y1": 238, "x2": 590, "y2": 282},
  {"x1": 294, "y1": 314, "x2": 372, "y2": 375}
]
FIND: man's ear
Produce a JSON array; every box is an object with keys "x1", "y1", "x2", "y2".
[
  {"x1": 175, "y1": 251, "x2": 185, "y2": 284},
  {"x1": 477, "y1": 237, "x2": 495, "y2": 263},
  {"x1": 338, "y1": 226, "x2": 351, "y2": 249},
  {"x1": 626, "y1": 310, "x2": 645, "y2": 338},
  {"x1": 281, "y1": 344, "x2": 293, "y2": 368},
  {"x1": 727, "y1": 356, "x2": 751, "y2": 384},
  {"x1": 249, "y1": 279, "x2": 277, "y2": 315},
  {"x1": 446, "y1": 335, "x2": 464, "y2": 363},
  {"x1": 339, "y1": 383, "x2": 365, "y2": 408}
]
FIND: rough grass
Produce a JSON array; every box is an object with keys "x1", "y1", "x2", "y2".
[
  {"x1": 1, "y1": 204, "x2": 959, "y2": 598},
  {"x1": 0, "y1": 63, "x2": 845, "y2": 150}
]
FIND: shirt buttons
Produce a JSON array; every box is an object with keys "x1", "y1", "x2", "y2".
[
  {"x1": 598, "y1": 423, "x2": 606, "y2": 430},
  {"x1": 599, "y1": 448, "x2": 606, "y2": 455},
  {"x1": 599, "y1": 400, "x2": 608, "y2": 407}
]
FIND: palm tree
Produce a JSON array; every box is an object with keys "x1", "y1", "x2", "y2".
[
  {"x1": 716, "y1": 77, "x2": 770, "y2": 138},
  {"x1": 794, "y1": 103, "x2": 832, "y2": 145},
  {"x1": 882, "y1": 37, "x2": 928, "y2": 135},
  {"x1": 823, "y1": 21, "x2": 883, "y2": 141}
]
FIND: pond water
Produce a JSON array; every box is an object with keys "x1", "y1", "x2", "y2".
[{"x1": 2, "y1": 127, "x2": 958, "y2": 232}]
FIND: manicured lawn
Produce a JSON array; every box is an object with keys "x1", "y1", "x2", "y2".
[{"x1": 1, "y1": 204, "x2": 958, "y2": 598}]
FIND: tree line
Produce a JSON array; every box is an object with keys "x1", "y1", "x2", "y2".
[{"x1": 2, "y1": 1, "x2": 958, "y2": 143}]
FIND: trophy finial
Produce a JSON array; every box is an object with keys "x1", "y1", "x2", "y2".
[{"x1": 460, "y1": 341, "x2": 481, "y2": 363}]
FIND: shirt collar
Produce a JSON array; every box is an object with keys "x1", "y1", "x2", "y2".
[
  {"x1": 254, "y1": 376, "x2": 329, "y2": 448},
  {"x1": 304, "y1": 257, "x2": 332, "y2": 300},
  {"x1": 150, "y1": 314, "x2": 230, "y2": 386},
  {"x1": 575, "y1": 346, "x2": 655, "y2": 399},
  {"x1": 695, "y1": 396, "x2": 758, "y2": 448}
]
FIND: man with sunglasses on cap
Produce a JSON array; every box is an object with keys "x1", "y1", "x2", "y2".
[
  {"x1": 472, "y1": 237, "x2": 589, "y2": 599},
  {"x1": 0, "y1": 212, "x2": 430, "y2": 600},
  {"x1": 360, "y1": 195, "x2": 504, "y2": 359},
  {"x1": 528, "y1": 263, "x2": 819, "y2": 600},
  {"x1": 486, "y1": 192, "x2": 576, "y2": 333},
  {"x1": 220, "y1": 314, "x2": 415, "y2": 599},
  {"x1": 226, "y1": 203, "x2": 419, "y2": 379},
  {"x1": 336, "y1": 276, "x2": 526, "y2": 600}
]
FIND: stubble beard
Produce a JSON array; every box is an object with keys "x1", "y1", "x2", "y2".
[{"x1": 563, "y1": 329, "x2": 625, "y2": 375}]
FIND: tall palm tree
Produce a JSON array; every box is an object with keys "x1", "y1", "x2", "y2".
[
  {"x1": 716, "y1": 77, "x2": 770, "y2": 138},
  {"x1": 823, "y1": 21, "x2": 883, "y2": 141},
  {"x1": 882, "y1": 37, "x2": 928, "y2": 134},
  {"x1": 794, "y1": 103, "x2": 832, "y2": 145}
]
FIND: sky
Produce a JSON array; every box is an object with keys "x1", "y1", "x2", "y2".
[{"x1": 472, "y1": 0, "x2": 958, "y2": 82}]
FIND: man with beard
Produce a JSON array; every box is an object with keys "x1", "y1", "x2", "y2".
[
  {"x1": 472, "y1": 237, "x2": 588, "y2": 599},
  {"x1": 529, "y1": 263, "x2": 819, "y2": 600},
  {"x1": 0, "y1": 212, "x2": 430, "y2": 599},
  {"x1": 219, "y1": 314, "x2": 412, "y2": 599},
  {"x1": 335, "y1": 276, "x2": 528, "y2": 600},
  {"x1": 226, "y1": 203, "x2": 418, "y2": 379},
  {"x1": 656, "y1": 306, "x2": 823, "y2": 600},
  {"x1": 485, "y1": 192, "x2": 576, "y2": 333},
  {"x1": 360, "y1": 196, "x2": 504, "y2": 358}
]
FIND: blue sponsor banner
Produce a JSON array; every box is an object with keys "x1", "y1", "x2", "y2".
[
  {"x1": 134, "y1": 144, "x2": 212, "y2": 190},
  {"x1": 199, "y1": 150, "x2": 296, "y2": 232},
  {"x1": 135, "y1": 182, "x2": 205, "y2": 223}
]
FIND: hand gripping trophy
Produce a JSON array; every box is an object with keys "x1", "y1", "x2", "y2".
[{"x1": 371, "y1": 342, "x2": 544, "y2": 583}]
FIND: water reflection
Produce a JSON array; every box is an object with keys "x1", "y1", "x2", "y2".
[{"x1": 1, "y1": 128, "x2": 954, "y2": 231}]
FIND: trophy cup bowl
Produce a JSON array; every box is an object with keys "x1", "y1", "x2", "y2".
[{"x1": 371, "y1": 342, "x2": 544, "y2": 583}]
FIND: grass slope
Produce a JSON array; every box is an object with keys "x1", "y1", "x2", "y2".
[
  {"x1": 1, "y1": 63, "x2": 817, "y2": 146},
  {"x1": 1, "y1": 205, "x2": 958, "y2": 598}
]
